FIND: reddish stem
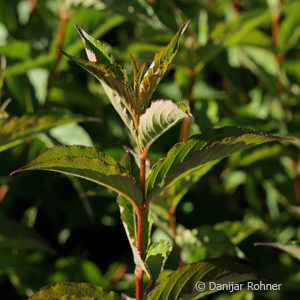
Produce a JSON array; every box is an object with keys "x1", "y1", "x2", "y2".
[
  {"x1": 135, "y1": 149, "x2": 148, "y2": 300},
  {"x1": 272, "y1": 10, "x2": 280, "y2": 47},
  {"x1": 135, "y1": 207, "x2": 145, "y2": 300},
  {"x1": 179, "y1": 118, "x2": 191, "y2": 142},
  {"x1": 233, "y1": 0, "x2": 240, "y2": 13},
  {"x1": 45, "y1": 6, "x2": 69, "y2": 106}
]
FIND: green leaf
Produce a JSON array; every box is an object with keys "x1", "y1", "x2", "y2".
[
  {"x1": 74, "y1": 24, "x2": 126, "y2": 80},
  {"x1": 0, "y1": 216, "x2": 55, "y2": 254},
  {"x1": 139, "y1": 20, "x2": 190, "y2": 113},
  {"x1": 228, "y1": 144, "x2": 284, "y2": 167},
  {"x1": 4, "y1": 54, "x2": 54, "y2": 77},
  {"x1": 61, "y1": 51, "x2": 137, "y2": 138},
  {"x1": 255, "y1": 241, "x2": 300, "y2": 261},
  {"x1": 118, "y1": 196, "x2": 153, "y2": 276},
  {"x1": 28, "y1": 282, "x2": 121, "y2": 300},
  {"x1": 279, "y1": 2, "x2": 300, "y2": 53},
  {"x1": 146, "y1": 126, "x2": 290, "y2": 202},
  {"x1": 11, "y1": 145, "x2": 143, "y2": 206},
  {"x1": 119, "y1": 147, "x2": 140, "y2": 184},
  {"x1": 91, "y1": 0, "x2": 166, "y2": 30},
  {"x1": 147, "y1": 258, "x2": 259, "y2": 300},
  {"x1": 118, "y1": 196, "x2": 153, "y2": 262},
  {"x1": 145, "y1": 239, "x2": 172, "y2": 286},
  {"x1": 211, "y1": 9, "x2": 271, "y2": 45},
  {"x1": 0, "y1": 109, "x2": 92, "y2": 152},
  {"x1": 153, "y1": 162, "x2": 218, "y2": 214},
  {"x1": 138, "y1": 99, "x2": 192, "y2": 151},
  {"x1": 0, "y1": 40, "x2": 31, "y2": 59},
  {"x1": 175, "y1": 226, "x2": 237, "y2": 263},
  {"x1": 130, "y1": 53, "x2": 146, "y2": 112},
  {"x1": 216, "y1": 221, "x2": 259, "y2": 245}
]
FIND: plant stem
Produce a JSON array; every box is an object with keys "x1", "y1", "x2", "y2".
[
  {"x1": 271, "y1": 8, "x2": 283, "y2": 93},
  {"x1": 233, "y1": 0, "x2": 240, "y2": 14},
  {"x1": 135, "y1": 149, "x2": 148, "y2": 300},
  {"x1": 135, "y1": 208, "x2": 145, "y2": 300},
  {"x1": 44, "y1": 5, "x2": 69, "y2": 106}
]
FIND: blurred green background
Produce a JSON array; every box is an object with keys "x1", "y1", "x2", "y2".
[{"x1": 1, "y1": 0, "x2": 300, "y2": 299}]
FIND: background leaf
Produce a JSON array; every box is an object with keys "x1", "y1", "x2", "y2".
[
  {"x1": 0, "y1": 109, "x2": 93, "y2": 152},
  {"x1": 28, "y1": 282, "x2": 121, "y2": 300},
  {"x1": 255, "y1": 242, "x2": 300, "y2": 261}
]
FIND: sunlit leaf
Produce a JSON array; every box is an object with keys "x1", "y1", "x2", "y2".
[
  {"x1": 118, "y1": 196, "x2": 153, "y2": 276},
  {"x1": 4, "y1": 54, "x2": 54, "y2": 77},
  {"x1": 211, "y1": 9, "x2": 271, "y2": 45},
  {"x1": 75, "y1": 23, "x2": 126, "y2": 80},
  {"x1": 0, "y1": 109, "x2": 92, "y2": 152},
  {"x1": 139, "y1": 20, "x2": 190, "y2": 112},
  {"x1": 146, "y1": 127, "x2": 289, "y2": 202},
  {"x1": 11, "y1": 145, "x2": 143, "y2": 206},
  {"x1": 138, "y1": 99, "x2": 192, "y2": 151},
  {"x1": 145, "y1": 239, "x2": 172, "y2": 286},
  {"x1": 28, "y1": 282, "x2": 121, "y2": 300},
  {"x1": 147, "y1": 258, "x2": 259, "y2": 299},
  {"x1": 279, "y1": 2, "x2": 300, "y2": 53},
  {"x1": 61, "y1": 51, "x2": 137, "y2": 138}
]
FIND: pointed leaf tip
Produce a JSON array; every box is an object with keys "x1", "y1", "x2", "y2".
[
  {"x1": 11, "y1": 145, "x2": 143, "y2": 206},
  {"x1": 139, "y1": 20, "x2": 190, "y2": 112}
]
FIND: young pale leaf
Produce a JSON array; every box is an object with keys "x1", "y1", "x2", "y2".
[
  {"x1": 28, "y1": 282, "x2": 121, "y2": 300},
  {"x1": 130, "y1": 54, "x2": 146, "y2": 112},
  {"x1": 0, "y1": 109, "x2": 93, "y2": 152},
  {"x1": 61, "y1": 51, "x2": 137, "y2": 138},
  {"x1": 147, "y1": 258, "x2": 259, "y2": 300},
  {"x1": 146, "y1": 126, "x2": 290, "y2": 202},
  {"x1": 138, "y1": 100, "x2": 192, "y2": 150},
  {"x1": 145, "y1": 239, "x2": 172, "y2": 286},
  {"x1": 118, "y1": 196, "x2": 153, "y2": 276},
  {"x1": 255, "y1": 242, "x2": 300, "y2": 261},
  {"x1": 139, "y1": 20, "x2": 190, "y2": 112},
  {"x1": 11, "y1": 145, "x2": 143, "y2": 206}
]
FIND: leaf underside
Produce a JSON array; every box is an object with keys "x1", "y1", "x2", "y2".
[
  {"x1": 60, "y1": 51, "x2": 137, "y2": 138},
  {"x1": 138, "y1": 99, "x2": 192, "y2": 150},
  {"x1": 11, "y1": 145, "x2": 143, "y2": 206}
]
